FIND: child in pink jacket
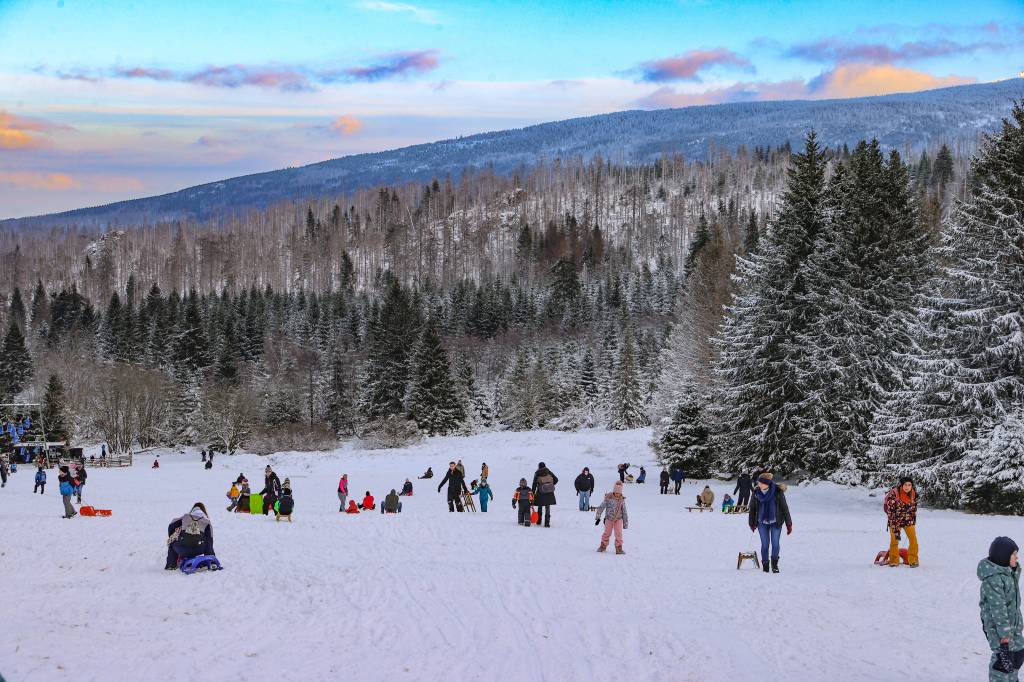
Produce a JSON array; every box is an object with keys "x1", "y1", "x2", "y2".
[{"x1": 594, "y1": 480, "x2": 629, "y2": 555}]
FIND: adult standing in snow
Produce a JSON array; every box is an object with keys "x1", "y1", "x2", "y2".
[
  {"x1": 438, "y1": 461, "x2": 468, "y2": 512},
  {"x1": 747, "y1": 473, "x2": 792, "y2": 574},
  {"x1": 75, "y1": 461, "x2": 87, "y2": 504},
  {"x1": 670, "y1": 465, "x2": 684, "y2": 495},
  {"x1": 260, "y1": 465, "x2": 282, "y2": 516},
  {"x1": 659, "y1": 467, "x2": 670, "y2": 495},
  {"x1": 57, "y1": 465, "x2": 76, "y2": 518},
  {"x1": 574, "y1": 467, "x2": 595, "y2": 511},
  {"x1": 884, "y1": 477, "x2": 919, "y2": 567},
  {"x1": 734, "y1": 471, "x2": 752, "y2": 508},
  {"x1": 532, "y1": 462, "x2": 558, "y2": 528},
  {"x1": 979, "y1": 536, "x2": 1024, "y2": 681},
  {"x1": 594, "y1": 480, "x2": 629, "y2": 554},
  {"x1": 338, "y1": 473, "x2": 349, "y2": 512},
  {"x1": 165, "y1": 502, "x2": 215, "y2": 570},
  {"x1": 0, "y1": 457, "x2": 8, "y2": 488}
]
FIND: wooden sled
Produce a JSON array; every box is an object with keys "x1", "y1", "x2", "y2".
[
  {"x1": 737, "y1": 551, "x2": 760, "y2": 570},
  {"x1": 462, "y1": 491, "x2": 477, "y2": 512},
  {"x1": 275, "y1": 513, "x2": 292, "y2": 522},
  {"x1": 624, "y1": 474, "x2": 635, "y2": 484},
  {"x1": 686, "y1": 506, "x2": 713, "y2": 512}
]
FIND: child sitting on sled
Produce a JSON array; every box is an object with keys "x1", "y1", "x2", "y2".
[{"x1": 722, "y1": 494, "x2": 735, "y2": 513}]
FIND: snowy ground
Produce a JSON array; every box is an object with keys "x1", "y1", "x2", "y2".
[{"x1": 0, "y1": 428, "x2": 1017, "y2": 681}]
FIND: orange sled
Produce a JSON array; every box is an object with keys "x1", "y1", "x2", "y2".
[
  {"x1": 80, "y1": 506, "x2": 112, "y2": 517},
  {"x1": 873, "y1": 548, "x2": 907, "y2": 565}
]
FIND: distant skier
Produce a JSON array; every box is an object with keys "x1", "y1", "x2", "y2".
[
  {"x1": 574, "y1": 467, "x2": 595, "y2": 511},
  {"x1": 747, "y1": 473, "x2": 793, "y2": 574},
  {"x1": 979, "y1": 536, "x2": 1023, "y2": 681},
  {"x1": 438, "y1": 461, "x2": 469, "y2": 512},
  {"x1": 734, "y1": 471, "x2": 753, "y2": 508},
  {"x1": 659, "y1": 467, "x2": 670, "y2": 495},
  {"x1": 165, "y1": 502, "x2": 215, "y2": 570},
  {"x1": 512, "y1": 478, "x2": 534, "y2": 526},
  {"x1": 670, "y1": 465, "x2": 684, "y2": 494},
  {"x1": 532, "y1": 462, "x2": 558, "y2": 528},
  {"x1": 884, "y1": 477, "x2": 919, "y2": 567},
  {"x1": 34, "y1": 465, "x2": 46, "y2": 494},
  {"x1": 338, "y1": 473, "x2": 349, "y2": 512},
  {"x1": 594, "y1": 480, "x2": 628, "y2": 555}
]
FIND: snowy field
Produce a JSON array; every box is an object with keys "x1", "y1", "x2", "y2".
[{"x1": 0, "y1": 428, "x2": 1017, "y2": 681}]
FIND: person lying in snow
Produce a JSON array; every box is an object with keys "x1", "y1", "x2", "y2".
[{"x1": 165, "y1": 502, "x2": 215, "y2": 570}]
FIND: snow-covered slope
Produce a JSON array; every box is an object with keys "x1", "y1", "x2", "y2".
[{"x1": 0, "y1": 429, "x2": 1011, "y2": 681}]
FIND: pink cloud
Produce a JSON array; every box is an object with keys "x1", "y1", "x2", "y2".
[
  {"x1": 638, "y1": 48, "x2": 752, "y2": 83},
  {"x1": 0, "y1": 171, "x2": 80, "y2": 190},
  {"x1": 787, "y1": 37, "x2": 1006, "y2": 63},
  {"x1": 332, "y1": 50, "x2": 440, "y2": 82}
]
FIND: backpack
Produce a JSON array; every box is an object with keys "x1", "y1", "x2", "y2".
[
  {"x1": 538, "y1": 474, "x2": 555, "y2": 495},
  {"x1": 179, "y1": 518, "x2": 207, "y2": 549}
]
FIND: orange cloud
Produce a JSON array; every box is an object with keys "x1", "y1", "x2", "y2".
[
  {"x1": 810, "y1": 63, "x2": 975, "y2": 98},
  {"x1": 0, "y1": 172, "x2": 80, "y2": 190},
  {"x1": 0, "y1": 111, "x2": 62, "y2": 150},
  {"x1": 330, "y1": 115, "x2": 363, "y2": 135}
]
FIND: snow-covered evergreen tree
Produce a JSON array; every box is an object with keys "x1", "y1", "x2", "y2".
[
  {"x1": 167, "y1": 366, "x2": 202, "y2": 445},
  {"x1": 653, "y1": 388, "x2": 715, "y2": 478},
  {"x1": 0, "y1": 319, "x2": 32, "y2": 399},
  {"x1": 607, "y1": 326, "x2": 649, "y2": 430},
  {"x1": 959, "y1": 414, "x2": 1024, "y2": 514},
  {"x1": 42, "y1": 373, "x2": 71, "y2": 442},
  {"x1": 407, "y1": 319, "x2": 465, "y2": 436}
]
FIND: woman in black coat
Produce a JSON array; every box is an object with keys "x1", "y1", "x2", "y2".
[
  {"x1": 532, "y1": 462, "x2": 559, "y2": 528},
  {"x1": 437, "y1": 461, "x2": 468, "y2": 512}
]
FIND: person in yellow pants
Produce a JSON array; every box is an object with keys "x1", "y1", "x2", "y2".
[{"x1": 884, "y1": 477, "x2": 919, "y2": 567}]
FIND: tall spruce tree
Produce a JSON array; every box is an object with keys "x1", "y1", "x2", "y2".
[
  {"x1": 407, "y1": 319, "x2": 465, "y2": 436},
  {"x1": 607, "y1": 326, "x2": 649, "y2": 430},
  {"x1": 0, "y1": 319, "x2": 32, "y2": 399},
  {"x1": 42, "y1": 373, "x2": 70, "y2": 442},
  {"x1": 714, "y1": 132, "x2": 828, "y2": 474},
  {"x1": 358, "y1": 277, "x2": 421, "y2": 422},
  {"x1": 653, "y1": 389, "x2": 715, "y2": 478}
]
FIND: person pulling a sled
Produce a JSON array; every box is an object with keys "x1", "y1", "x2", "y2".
[
  {"x1": 260, "y1": 466, "x2": 282, "y2": 516},
  {"x1": 165, "y1": 503, "x2": 215, "y2": 570},
  {"x1": 884, "y1": 477, "x2": 919, "y2": 567},
  {"x1": 980, "y1": 536, "x2": 1024, "y2": 682},
  {"x1": 438, "y1": 461, "x2": 468, "y2": 512},
  {"x1": 595, "y1": 480, "x2": 629, "y2": 554},
  {"x1": 747, "y1": 473, "x2": 792, "y2": 574}
]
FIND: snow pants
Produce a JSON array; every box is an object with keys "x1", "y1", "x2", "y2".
[
  {"x1": 889, "y1": 525, "x2": 919, "y2": 566},
  {"x1": 447, "y1": 489, "x2": 464, "y2": 512},
  {"x1": 660, "y1": 483, "x2": 668, "y2": 494},
  {"x1": 989, "y1": 650, "x2": 1019, "y2": 682},
  {"x1": 61, "y1": 494, "x2": 75, "y2": 518},
  {"x1": 76, "y1": 483, "x2": 84, "y2": 503},
  {"x1": 34, "y1": 482, "x2": 45, "y2": 494},
  {"x1": 578, "y1": 490, "x2": 590, "y2": 511},
  {"x1": 601, "y1": 519, "x2": 624, "y2": 549},
  {"x1": 479, "y1": 497, "x2": 489, "y2": 512},
  {"x1": 517, "y1": 505, "x2": 531, "y2": 526},
  {"x1": 338, "y1": 491, "x2": 347, "y2": 512},
  {"x1": 758, "y1": 523, "x2": 782, "y2": 563},
  {"x1": 166, "y1": 541, "x2": 204, "y2": 570}
]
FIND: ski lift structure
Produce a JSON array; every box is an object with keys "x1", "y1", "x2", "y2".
[{"x1": 0, "y1": 402, "x2": 91, "y2": 467}]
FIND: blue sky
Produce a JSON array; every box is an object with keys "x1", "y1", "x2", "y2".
[{"x1": 0, "y1": 0, "x2": 1022, "y2": 217}]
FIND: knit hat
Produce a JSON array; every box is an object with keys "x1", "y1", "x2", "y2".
[
  {"x1": 538, "y1": 462, "x2": 546, "y2": 469},
  {"x1": 613, "y1": 481, "x2": 623, "y2": 493},
  {"x1": 989, "y1": 537, "x2": 1019, "y2": 567},
  {"x1": 898, "y1": 476, "x2": 913, "y2": 487},
  {"x1": 520, "y1": 478, "x2": 528, "y2": 487},
  {"x1": 283, "y1": 477, "x2": 291, "y2": 488}
]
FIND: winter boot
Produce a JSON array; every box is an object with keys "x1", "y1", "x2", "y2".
[
  {"x1": 762, "y1": 561, "x2": 769, "y2": 573},
  {"x1": 615, "y1": 547, "x2": 625, "y2": 555},
  {"x1": 597, "y1": 542, "x2": 607, "y2": 552},
  {"x1": 771, "y1": 559, "x2": 779, "y2": 574}
]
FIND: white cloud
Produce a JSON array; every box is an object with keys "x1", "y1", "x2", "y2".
[{"x1": 357, "y1": 1, "x2": 439, "y2": 25}]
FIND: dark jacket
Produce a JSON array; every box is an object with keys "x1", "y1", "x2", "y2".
[
  {"x1": 277, "y1": 491, "x2": 295, "y2": 515},
  {"x1": 168, "y1": 514, "x2": 215, "y2": 557},
  {"x1": 261, "y1": 472, "x2": 282, "y2": 499},
  {"x1": 574, "y1": 472, "x2": 595, "y2": 494},
  {"x1": 734, "y1": 473, "x2": 751, "y2": 495},
  {"x1": 78, "y1": 467, "x2": 88, "y2": 484},
  {"x1": 384, "y1": 492, "x2": 401, "y2": 513},
  {"x1": 747, "y1": 485, "x2": 793, "y2": 530},
  {"x1": 438, "y1": 467, "x2": 468, "y2": 500},
  {"x1": 532, "y1": 467, "x2": 558, "y2": 506},
  {"x1": 670, "y1": 467, "x2": 684, "y2": 483},
  {"x1": 659, "y1": 470, "x2": 670, "y2": 485}
]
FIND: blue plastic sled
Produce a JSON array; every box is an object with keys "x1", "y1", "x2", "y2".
[{"x1": 180, "y1": 555, "x2": 223, "y2": 574}]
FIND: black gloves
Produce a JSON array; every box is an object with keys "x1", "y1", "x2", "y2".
[
  {"x1": 595, "y1": 518, "x2": 600, "y2": 525},
  {"x1": 995, "y1": 643, "x2": 1015, "y2": 674}
]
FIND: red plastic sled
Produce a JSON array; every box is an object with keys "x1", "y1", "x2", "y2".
[
  {"x1": 873, "y1": 548, "x2": 908, "y2": 565},
  {"x1": 530, "y1": 509, "x2": 539, "y2": 524},
  {"x1": 79, "y1": 505, "x2": 112, "y2": 517}
]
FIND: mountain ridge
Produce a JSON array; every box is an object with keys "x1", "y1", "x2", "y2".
[{"x1": 5, "y1": 79, "x2": 1022, "y2": 228}]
